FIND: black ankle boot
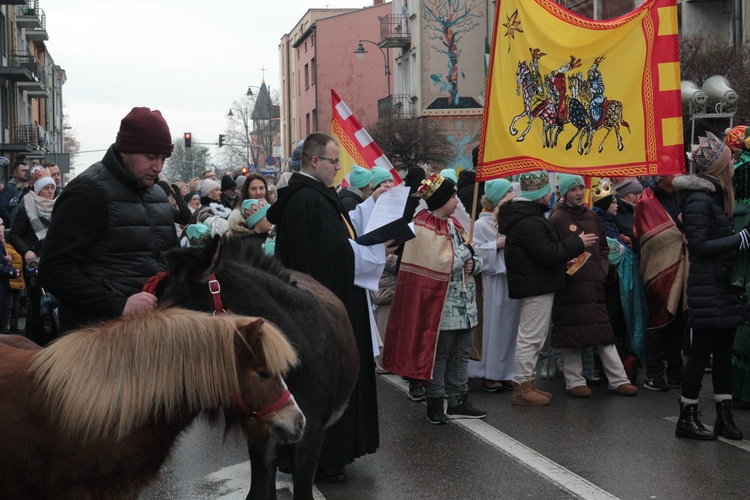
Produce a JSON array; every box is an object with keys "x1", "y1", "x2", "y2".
[
  {"x1": 676, "y1": 401, "x2": 717, "y2": 440},
  {"x1": 715, "y1": 399, "x2": 744, "y2": 440},
  {"x1": 426, "y1": 397, "x2": 447, "y2": 425}
]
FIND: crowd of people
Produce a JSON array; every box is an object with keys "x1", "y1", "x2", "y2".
[{"x1": 0, "y1": 105, "x2": 747, "y2": 487}]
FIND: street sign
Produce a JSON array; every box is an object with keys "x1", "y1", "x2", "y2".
[{"x1": 265, "y1": 156, "x2": 276, "y2": 166}]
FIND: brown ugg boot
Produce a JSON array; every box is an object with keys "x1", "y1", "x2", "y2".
[
  {"x1": 531, "y1": 380, "x2": 553, "y2": 400},
  {"x1": 512, "y1": 381, "x2": 551, "y2": 406}
]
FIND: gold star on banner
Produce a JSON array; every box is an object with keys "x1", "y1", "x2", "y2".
[{"x1": 503, "y1": 9, "x2": 522, "y2": 53}]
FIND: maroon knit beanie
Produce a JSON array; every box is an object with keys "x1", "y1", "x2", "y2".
[{"x1": 114, "y1": 107, "x2": 174, "y2": 157}]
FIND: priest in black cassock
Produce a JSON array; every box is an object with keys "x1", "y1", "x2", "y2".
[{"x1": 267, "y1": 132, "x2": 390, "y2": 482}]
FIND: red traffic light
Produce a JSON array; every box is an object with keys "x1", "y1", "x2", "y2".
[
  {"x1": 240, "y1": 167, "x2": 248, "y2": 175},
  {"x1": 184, "y1": 132, "x2": 192, "y2": 148}
]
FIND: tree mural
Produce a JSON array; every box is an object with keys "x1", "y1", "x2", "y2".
[{"x1": 423, "y1": 0, "x2": 483, "y2": 107}]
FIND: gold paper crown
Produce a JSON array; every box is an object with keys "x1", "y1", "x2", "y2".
[
  {"x1": 520, "y1": 171, "x2": 549, "y2": 192},
  {"x1": 418, "y1": 172, "x2": 446, "y2": 200},
  {"x1": 591, "y1": 179, "x2": 615, "y2": 204}
]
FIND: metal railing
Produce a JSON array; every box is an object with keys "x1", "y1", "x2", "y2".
[
  {"x1": 379, "y1": 14, "x2": 410, "y2": 40},
  {"x1": 8, "y1": 51, "x2": 45, "y2": 81},
  {"x1": 16, "y1": 1, "x2": 46, "y2": 30},
  {"x1": 378, "y1": 94, "x2": 416, "y2": 120},
  {"x1": 11, "y1": 124, "x2": 44, "y2": 149}
]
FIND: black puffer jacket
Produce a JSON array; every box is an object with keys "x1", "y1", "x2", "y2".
[
  {"x1": 497, "y1": 198, "x2": 584, "y2": 299},
  {"x1": 674, "y1": 174, "x2": 749, "y2": 329}
]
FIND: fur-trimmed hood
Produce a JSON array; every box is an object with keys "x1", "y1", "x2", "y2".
[{"x1": 672, "y1": 174, "x2": 716, "y2": 194}]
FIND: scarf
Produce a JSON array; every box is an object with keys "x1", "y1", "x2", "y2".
[{"x1": 23, "y1": 191, "x2": 55, "y2": 242}]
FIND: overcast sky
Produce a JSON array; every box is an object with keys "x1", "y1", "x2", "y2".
[{"x1": 42, "y1": 0, "x2": 376, "y2": 175}]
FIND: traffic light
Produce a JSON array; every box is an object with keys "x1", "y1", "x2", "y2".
[
  {"x1": 240, "y1": 166, "x2": 248, "y2": 175},
  {"x1": 218, "y1": 134, "x2": 225, "y2": 148},
  {"x1": 184, "y1": 132, "x2": 192, "y2": 148}
]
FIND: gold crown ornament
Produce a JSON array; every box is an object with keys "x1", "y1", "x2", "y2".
[
  {"x1": 418, "y1": 172, "x2": 446, "y2": 201},
  {"x1": 520, "y1": 170, "x2": 549, "y2": 192},
  {"x1": 692, "y1": 132, "x2": 728, "y2": 173},
  {"x1": 591, "y1": 179, "x2": 615, "y2": 204}
]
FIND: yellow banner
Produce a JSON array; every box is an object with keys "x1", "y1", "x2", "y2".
[{"x1": 478, "y1": 0, "x2": 684, "y2": 180}]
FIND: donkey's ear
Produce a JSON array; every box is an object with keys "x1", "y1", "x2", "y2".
[{"x1": 184, "y1": 235, "x2": 223, "y2": 284}]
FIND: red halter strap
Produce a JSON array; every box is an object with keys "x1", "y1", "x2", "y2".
[
  {"x1": 232, "y1": 389, "x2": 292, "y2": 420},
  {"x1": 142, "y1": 271, "x2": 170, "y2": 294},
  {"x1": 208, "y1": 273, "x2": 226, "y2": 315}
]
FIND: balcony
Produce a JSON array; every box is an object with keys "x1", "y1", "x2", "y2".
[
  {"x1": 2, "y1": 124, "x2": 46, "y2": 153},
  {"x1": 0, "y1": 0, "x2": 27, "y2": 5},
  {"x1": 378, "y1": 94, "x2": 417, "y2": 120},
  {"x1": 16, "y1": 2, "x2": 48, "y2": 41},
  {"x1": 18, "y1": 67, "x2": 49, "y2": 97},
  {"x1": 378, "y1": 14, "x2": 410, "y2": 50},
  {"x1": 0, "y1": 52, "x2": 44, "y2": 83}
]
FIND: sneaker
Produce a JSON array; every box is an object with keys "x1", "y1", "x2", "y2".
[
  {"x1": 643, "y1": 375, "x2": 668, "y2": 391},
  {"x1": 408, "y1": 382, "x2": 426, "y2": 402},
  {"x1": 446, "y1": 396, "x2": 486, "y2": 419},
  {"x1": 426, "y1": 397, "x2": 448, "y2": 425}
]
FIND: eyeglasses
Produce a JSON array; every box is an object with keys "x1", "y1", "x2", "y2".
[{"x1": 317, "y1": 156, "x2": 340, "y2": 164}]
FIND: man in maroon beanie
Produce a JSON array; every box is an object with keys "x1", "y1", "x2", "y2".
[{"x1": 39, "y1": 107, "x2": 177, "y2": 335}]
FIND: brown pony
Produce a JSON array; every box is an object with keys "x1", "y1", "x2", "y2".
[{"x1": 0, "y1": 308, "x2": 304, "y2": 499}]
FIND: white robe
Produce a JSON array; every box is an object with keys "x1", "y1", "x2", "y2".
[{"x1": 468, "y1": 211, "x2": 522, "y2": 381}]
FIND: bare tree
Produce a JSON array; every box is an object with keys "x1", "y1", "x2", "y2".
[
  {"x1": 680, "y1": 35, "x2": 750, "y2": 147},
  {"x1": 164, "y1": 137, "x2": 215, "y2": 182},
  {"x1": 218, "y1": 91, "x2": 279, "y2": 173},
  {"x1": 63, "y1": 128, "x2": 80, "y2": 165},
  {"x1": 369, "y1": 117, "x2": 453, "y2": 170}
]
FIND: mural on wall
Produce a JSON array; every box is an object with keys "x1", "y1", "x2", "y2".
[
  {"x1": 444, "y1": 117, "x2": 482, "y2": 170},
  {"x1": 423, "y1": 0, "x2": 484, "y2": 108}
]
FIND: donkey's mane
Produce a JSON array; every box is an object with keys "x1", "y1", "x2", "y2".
[
  {"x1": 29, "y1": 308, "x2": 297, "y2": 442},
  {"x1": 219, "y1": 236, "x2": 294, "y2": 284}
]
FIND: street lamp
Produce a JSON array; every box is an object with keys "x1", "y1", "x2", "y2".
[{"x1": 353, "y1": 40, "x2": 391, "y2": 98}]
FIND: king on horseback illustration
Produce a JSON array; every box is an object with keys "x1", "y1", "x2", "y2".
[{"x1": 509, "y1": 48, "x2": 630, "y2": 155}]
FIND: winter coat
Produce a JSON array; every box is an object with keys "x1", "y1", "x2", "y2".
[
  {"x1": 338, "y1": 187, "x2": 364, "y2": 213},
  {"x1": 496, "y1": 198, "x2": 584, "y2": 299},
  {"x1": 372, "y1": 253, "x2": 398, "y2": 305},
  {"x1": 614, "y1": 196, "x2": 639, "y2": 256},
  {"x1": 39, "y1": 145, "x2": 176, "y2": 332},
  {"x1": 549, "y1": 204, "x2": 614, "y2": 348},
  {"x1": 674, "y1": 174, "x2": 749, "y2": 329}
]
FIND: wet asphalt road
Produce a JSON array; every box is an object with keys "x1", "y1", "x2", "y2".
[{"x1": 140, "y1": 371, "x2": 750, "y2": 500}]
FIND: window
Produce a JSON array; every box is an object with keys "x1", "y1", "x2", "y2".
[
  {"x1": 305, "y1": 113, "x2": 310, "y2": 136},
  {"x1": 311, "y1": 58, "x2": 316, "y2": 85},
  {"x1": 304, "y1": 41, "x2": 307, "y2": 52},
  {"x1": 304, "y1": 63, "x2": 309, "y2": 89}
]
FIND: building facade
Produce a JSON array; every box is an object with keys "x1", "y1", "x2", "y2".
[
  {"x1": 0, "y1": 0, "x2": 65, "y2": 180},
  {"x1": 279, "y1": 0, "x2": 747, "y2": 170},
  {"x1": 279, "y1": 3, "x2": 393, "y2": 159}
]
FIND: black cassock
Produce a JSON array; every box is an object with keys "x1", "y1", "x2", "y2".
[{"x1": 268, "y1": 173, "x2": 379, "y2": 468}]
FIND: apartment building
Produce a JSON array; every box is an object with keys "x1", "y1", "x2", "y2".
[
  {"x1": 0, "y1": 0, "x2": 65, "y2": 180},
  {"x1": 279, "y1": 2, "x2": 393, "y2": 158}
]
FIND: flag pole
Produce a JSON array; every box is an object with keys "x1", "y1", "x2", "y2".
[{"x1": 465, "y1": 180, "x2": 481, "y2": 286}]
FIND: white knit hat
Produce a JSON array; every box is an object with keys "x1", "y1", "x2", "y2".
[
  {"x1": 199, "y1": 178, "x2": 221, "y2": 195},
  {"x1": 34, "y1": 176, "x2": 55, "y2": 194}
]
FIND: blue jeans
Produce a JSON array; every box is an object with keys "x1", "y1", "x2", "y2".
[{"x1": 424, "y1": 328, "x2": 473, "y2": 406}]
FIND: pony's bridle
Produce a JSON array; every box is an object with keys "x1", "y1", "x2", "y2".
[{"x1": 143, "y1": 271, "x2": 294, "y2": 420}]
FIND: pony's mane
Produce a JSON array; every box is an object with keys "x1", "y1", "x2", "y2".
[{"x1": 29, "y1": 308, "x2": 297, "y2": 442}]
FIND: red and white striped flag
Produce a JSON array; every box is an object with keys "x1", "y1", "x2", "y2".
[{"x1": 331, "y1": 89, "x2": 402, "y2": 187}]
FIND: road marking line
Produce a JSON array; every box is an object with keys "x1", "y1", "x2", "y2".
[
  {"x1": 664, "y1": 416, "x2": 750, "y2": 450},
  {"x1": 381, "y1": 374, "x2": 620, "y2": 500}
]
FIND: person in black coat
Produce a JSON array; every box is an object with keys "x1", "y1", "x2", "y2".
[
  {"x1": 496, "y1": 170, "x2": 597, "y2": 406},
  {"x1": 267, "y1": 132, "x2": 392, "y2": 482},
  {"x1": 338, "y1": 165, "x2": 373, "y2": 213},
  {"x1": 673, "y1": 132, "x2": 750, "y2": 441}
]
